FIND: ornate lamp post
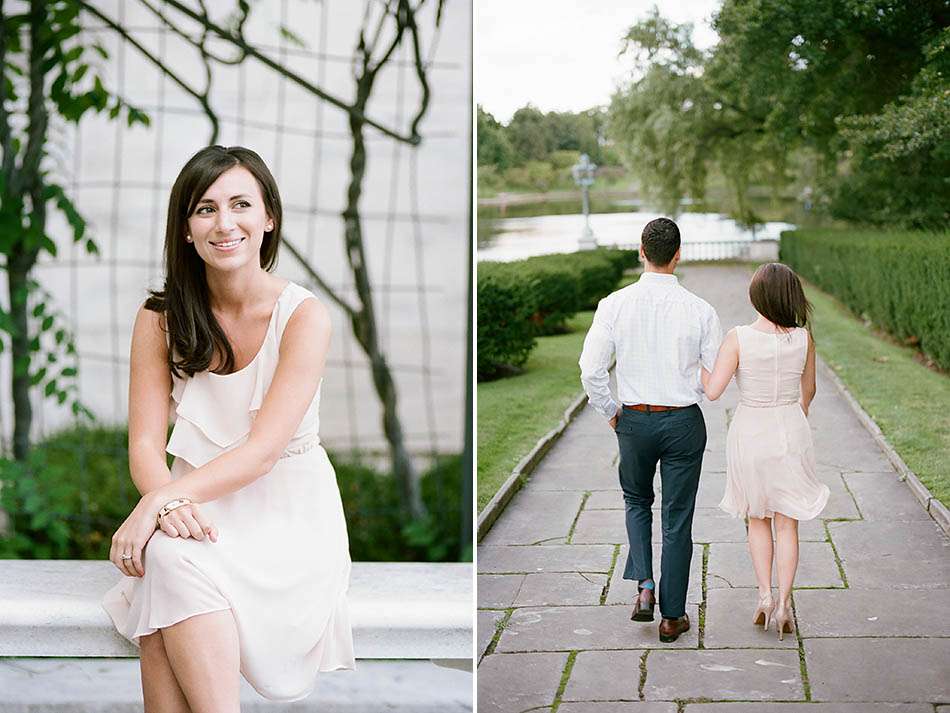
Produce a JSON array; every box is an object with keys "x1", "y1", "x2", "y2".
[{"x1": 572, "y1": 153, "x2": 598, "y2": 250}]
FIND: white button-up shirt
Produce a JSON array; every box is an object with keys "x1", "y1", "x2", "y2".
[{"x1": 579, "y1": 272, "x2": 723, "y2": 419}]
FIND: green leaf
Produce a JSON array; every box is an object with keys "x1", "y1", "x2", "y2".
[
  {"x1": 30, "y1": 367, "x2": 47, "y2": 386},
  {"x1": 32, "y1": 303, "x2": 45, "y2": 318},
  {"x1": 60, "y1": 366, "x2": 77, "y2": 377},
  {"x1": 127, "y1": 107, "x2": 151, "y2": 128},
  {"x1": 41, "y1": 315, "x2": 54, "y2": 331},
  {"x1": 45, "y1": 380, "x2": 57, "y2": 397},
  {"x1": 63, "y1": 46, "x2": 83, "y2": 64},
  {"x1": 51, "y1": 71, "x2": 67, "y2": 101},
  {"x1": 54, "y1": 329, "x2": 66, "y2": 344},
  {"x1": 41, "y1": 234, "x2": 58, "y2": 256},
  {"x1": 71, "y1": 63, "x2": 89, "y2": 84},
  {"x1": 57, "y1": 24, "x2": 82, "y2": 44}
]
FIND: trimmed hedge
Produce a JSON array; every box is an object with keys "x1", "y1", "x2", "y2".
[
  {"x1": 526, "y1": 251, "x2": 628, "y2": 310},
  {"x1": 780, "y1": 228, "x2": 950, "y2": 370},
  {"x1": 478, "y1": 247, "x2": 638, "y2": 378},
  {"x1": 477, "y1": 263, "x2": 539, "y2": 377}
]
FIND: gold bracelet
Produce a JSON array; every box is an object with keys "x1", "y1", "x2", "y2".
[{"x1": 156, "y1": 497, "x2": 192, "y2": 525}]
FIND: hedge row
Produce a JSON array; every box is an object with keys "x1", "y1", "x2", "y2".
[
  {"x1": 780, "y1": 228, "x2": 950, "y2": 370},
  {"x1": 478, "y1": 247, "x2": 638, "y2": 379}
]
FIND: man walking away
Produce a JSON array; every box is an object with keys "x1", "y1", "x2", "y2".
[{"x1": 579, "y1": 217, "x2": 722, "y2": 642}]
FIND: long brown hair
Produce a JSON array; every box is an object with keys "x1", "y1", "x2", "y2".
[
  {"x1": 748, "y1": 262, "x2": 813, "y2": 333},
  {"x1": 144, "y1": 145, "x2": 283, "y2": 377}
]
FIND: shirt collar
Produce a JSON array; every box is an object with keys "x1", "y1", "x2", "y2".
[{"x1": 639, "y1": 271, "x2": 679, "y2": 285}]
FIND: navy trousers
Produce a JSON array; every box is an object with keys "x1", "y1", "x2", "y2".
[{"x1": 614, "y1": 404, "x2": 706, "y2": 619}]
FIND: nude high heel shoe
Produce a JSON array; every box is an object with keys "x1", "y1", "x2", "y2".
[
  {"x1": 752, "y1": 592, "x2": 775, "y2": 630},
  {"x1": 773, "y1": 599, "x2": 794, "y2": 641}
]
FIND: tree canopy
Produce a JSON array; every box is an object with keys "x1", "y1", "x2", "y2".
[
  {"x1": 477, "y1": 104, "x2": 619, "y2": 169},
  {"x1": 608, "y1": 1, "x2": 949, "y2": 228},
  {"x1": 477, "y1": 104, "x2": 623, "y2": 194}
]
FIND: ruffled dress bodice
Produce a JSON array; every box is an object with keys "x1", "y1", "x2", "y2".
[{"x1": 166, "y1": 281, "x2": 322, "y2": 469}]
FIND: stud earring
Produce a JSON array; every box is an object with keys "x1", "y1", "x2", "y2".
[{"x1": 185, "y1": 235, "x2": 192, "y2": 242}]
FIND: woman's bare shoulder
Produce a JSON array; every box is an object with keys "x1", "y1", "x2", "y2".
[
  {"x1": 133, "y1": 301, "x2": 169, "y2": 350},
  {"x1": 285, "y1": 295, "x2": 331, "y2": 339}
]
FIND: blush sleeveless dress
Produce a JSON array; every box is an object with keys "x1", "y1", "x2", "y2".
[
  {"x1": 719, "y1": 325, "x2": 830, "y2": 521},
  {"x1": 102, "y1": 280, "x2": 355, "y2": 702}
]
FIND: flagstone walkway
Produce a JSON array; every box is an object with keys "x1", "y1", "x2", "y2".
[{"x1": 477, "y1": 264, "x2": 950, "y2": 712}]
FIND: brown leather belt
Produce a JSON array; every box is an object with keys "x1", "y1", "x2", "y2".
[{"x1": 624, "y1": 404, "x2": 687, "y2": 413}]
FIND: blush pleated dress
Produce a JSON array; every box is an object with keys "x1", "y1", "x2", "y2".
[
  {"x1": 102, "y1": 280, "x2": 355, "y2": 702},
  {"x1": 719, "y1": 325, "x2": 830, "y2": 521}
]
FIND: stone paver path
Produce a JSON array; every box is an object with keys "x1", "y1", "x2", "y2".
[{"x1": 477, "y1": 264, "x2": 950, "y2": 712}]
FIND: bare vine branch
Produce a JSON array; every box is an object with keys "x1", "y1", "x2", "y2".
[
  {"x1": 138, "y1": 0, "x2": 423, "y2": 145},
  {"x1": 76, "y1": 1, "x2": 222, "y2": 143},
  {"x1": 279, "y1": 236, "x2": 358, "y2": 319},
  {"x1": 136, "y1": 0, "x2": 249, "y2": 65}
]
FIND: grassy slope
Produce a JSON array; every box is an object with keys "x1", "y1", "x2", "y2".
[
  {"x1": 806, "y1": 282, "x2": 950, "y2": 505},
  {"x1": 477, "y1": 311, "x2": 594, "y2": 512}
]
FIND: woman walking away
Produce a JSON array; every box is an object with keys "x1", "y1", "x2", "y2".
[{"x1": 701, "y1": 262, "x2": 829, "y2": 640}]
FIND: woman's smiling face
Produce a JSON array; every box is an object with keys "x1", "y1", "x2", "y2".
[{"x1": 187, "y1": 165, "x2": 273, "y2": 271}]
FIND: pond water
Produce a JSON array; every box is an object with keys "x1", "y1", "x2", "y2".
[{"x1": 478, "y1": 208, "x2": 797, "y2": 263}]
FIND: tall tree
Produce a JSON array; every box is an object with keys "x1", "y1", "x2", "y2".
[
  {"x1": 608, "y1": 1, "x2": 949, "y2": 227},
  {"x1": 506, "y1": 105, "x2": 554, "y2": 164},
  {"x1": 477, "y1": 106, "x2": 514, "y2": 169}
]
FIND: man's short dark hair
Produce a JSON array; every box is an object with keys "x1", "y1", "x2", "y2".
[{"x1": 640, "y1": 218, "x2": 680, "y2": 267}]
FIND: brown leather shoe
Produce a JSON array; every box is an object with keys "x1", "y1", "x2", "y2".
[
  {"x1": 658, "y1": 614, "x2": 690, "y2": 643},
  {"x1": 630, "y1": 588, "x2": 655, "y2": 622}
]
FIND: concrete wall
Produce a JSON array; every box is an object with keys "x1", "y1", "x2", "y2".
[{"x1": 0, "y1": 0, "x2": 472, "y2": 462}]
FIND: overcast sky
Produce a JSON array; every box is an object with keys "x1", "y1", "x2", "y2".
[{"x1": 476, "y1": 0, "x2": 723, "y2": 122}]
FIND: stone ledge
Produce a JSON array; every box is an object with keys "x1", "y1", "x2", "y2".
[
  {"x1": 0, "y1": 658, "x2": 471, "y2": 712},
  {"x1": 0, "y1": 560, "x2": 472, "y2": 661}
]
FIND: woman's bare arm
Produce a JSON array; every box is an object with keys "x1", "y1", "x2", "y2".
[
  {"x1": 146, "y1": 297, "x2": 332, "y2": 507},
  {"x1": 701, "y1": 327, "x2": 739, "y2": 401},
  {"x1": 800, "y1": 330, "x2": 816, "y2": 415},
  {"x1": 127, "y1": 304, "x2": 174, "y2": 497}
]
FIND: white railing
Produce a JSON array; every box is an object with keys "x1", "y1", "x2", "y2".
[{"x1": 617, "y1": 239, "x2": 780, "y2": 263}]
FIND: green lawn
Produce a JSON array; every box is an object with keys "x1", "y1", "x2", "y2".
[
  {"x1": 806, "y1": 282, "x2": 950, "y2": 506},
  {"x1": 477, "y1": 311, "x2": 595, "y2": 512}
]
